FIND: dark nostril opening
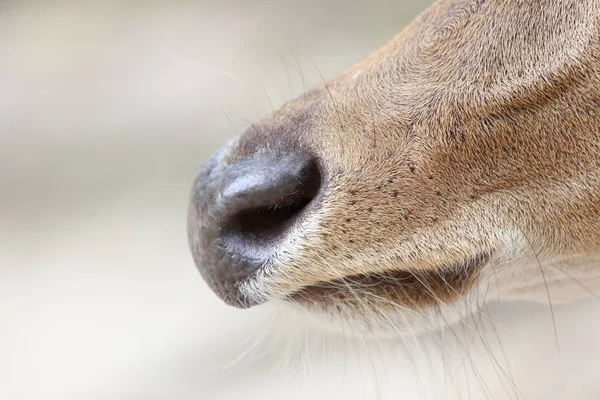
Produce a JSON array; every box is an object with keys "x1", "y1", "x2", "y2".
[
  {"x1": 221, "y1": 157, "x2": 322, "y2": 252},
  {"x1": 189, "y1": 148, "x2": 324, "y2": 308}
]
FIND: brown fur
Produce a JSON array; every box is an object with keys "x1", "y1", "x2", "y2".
[{"x1": 189, "y1": 0, "x2": 600, "y2": 332}]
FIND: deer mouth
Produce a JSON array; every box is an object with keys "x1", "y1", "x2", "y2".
[{"x1": 287, "y1": 253, "x2": 490, "y2": 310}]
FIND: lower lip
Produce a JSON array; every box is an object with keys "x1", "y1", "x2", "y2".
[{"x1": 284, "y1": 253, "x2": 490, "y2": 307}]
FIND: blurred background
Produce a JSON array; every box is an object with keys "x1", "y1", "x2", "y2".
[{"x1": 2, "y1": 1, "x2": 600, "y2": 399}]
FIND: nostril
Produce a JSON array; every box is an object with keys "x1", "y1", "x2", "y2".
[
  {"x1": 189, "y1": 148, "x2": 324, "y2": 307},
  {"x1": 230, "y1": 165, "x2": 320, "y2": 242},
  {"x1": 219, "y1": 156, "x2": 322, "y2": 253}
]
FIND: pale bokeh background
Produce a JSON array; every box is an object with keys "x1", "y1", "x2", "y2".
[{"x1": 2, "y1": 1, "x2": 600, "y2": 399}]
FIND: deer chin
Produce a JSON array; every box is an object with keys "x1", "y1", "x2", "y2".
[
  {"x1": 265, "y1": 255, "x2": 600, "y2": 338},
  {"x1": 257, "y1": 254, "x2": 491, "y2": 337},
  {"x1": 288, "y1": 253, "x2": 487, "y2": 307}
]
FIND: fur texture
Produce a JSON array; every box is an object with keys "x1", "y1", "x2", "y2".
[{"x1": 189, "y1": 0, "x2": 600, "y2": 334}]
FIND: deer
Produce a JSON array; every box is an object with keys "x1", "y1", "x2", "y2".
[{"x1": 188, "y1": 0, "x2": 600, "y2": 337}]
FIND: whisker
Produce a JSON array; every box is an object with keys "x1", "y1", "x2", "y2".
[
  {"x1": 311, "y1": 61, "x2": 346, "y2": 156},
  {"x1": 290, "y1": 50, "x2": 307, "y2": 98},
  {"x1": 436, "y1": 265, "x2": 508, "y2": 331},
  {"x1": 280, "y1": 54, "x2": 294, "y2": 99},
  {"x1": 362, "y1": 297, "x2": 430, "y2": 400},
  {"x1": 211, "y1": 311, "x2": 280, "y2": 372},
  {"x1": 256, "y1": 80, "x2": 275, "y2": 114},
  {"x1": 219, "y1": 105, "x2": 239, "y2": 137},
  {"x1": 546, "y1": 263, "x2": 600, "y2": 300},
  {"x1": 513, "y1": 223, "x2": 560, "y2": 353}
]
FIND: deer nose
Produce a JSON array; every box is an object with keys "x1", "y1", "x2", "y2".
[{"x1": 188, "y1": 148, "x2": 322, "y2": 308}]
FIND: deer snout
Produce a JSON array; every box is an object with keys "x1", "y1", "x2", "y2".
[{"x1": 188, "y1": 147, "x2": 323, "y2": 308}]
